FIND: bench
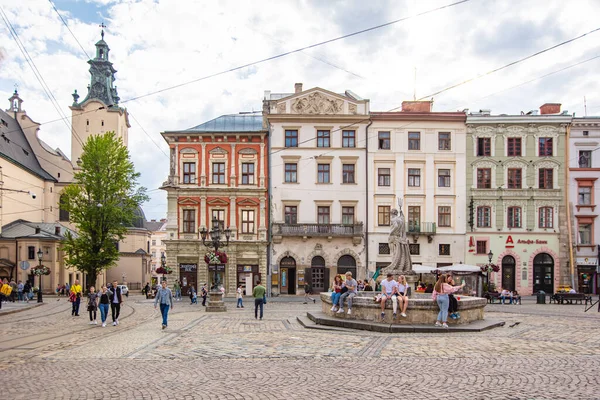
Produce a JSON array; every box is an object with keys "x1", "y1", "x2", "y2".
[
  {"x1": 552, "y1": 293, "x2": 593, "y2": 305},
  {"x1": 484, "y1": 292, "x2": 521, "y2": 304}
]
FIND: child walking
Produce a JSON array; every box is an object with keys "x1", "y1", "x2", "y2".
[{"x1": 87, "y1": 286, "x2": 99, "y2": 325}]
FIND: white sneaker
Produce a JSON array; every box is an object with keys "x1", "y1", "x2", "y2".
[
  {"x1": 89, "y1": 321, "x2": 94, "y2": 325},
  {"x1": 94, "y1": 320, "x2": 98, "y2": 325},
  {"x1": 435, "y1": 321, "x2": 442, "y2": 327},
  {"x1": 401, "y1": 313, "x2": 407, "y2": 318},
  {"x1": 347, "y1": 309, "x2": 352, "y2": 315},
  {"x1": 330, "y1": 305, "x2": 336, "y2": 312},
  {"x1": 116, "y1": 319, "x2": 119, "y2": 325},
  {"x1": 442, "y1": 323, "x2": 449, "y2": 328},
  {"x1": 102, "y1": 323, "x2": 106, "y2": 327},
  {"x1": 336, "y1": 308, "x2": 344, "y2": 314},
  {"x1": 113, "y1": 322, "x2": 117, "y2": 326}
]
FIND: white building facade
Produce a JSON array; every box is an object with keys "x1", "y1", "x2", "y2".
[
  {"x1": 368, "y1": 102, "x2": 467, "y2": 276},
  {"x1": 266, "y1": 84, "x2": 369, "y2": 294}
]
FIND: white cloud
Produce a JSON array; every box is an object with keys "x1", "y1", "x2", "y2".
[{"x1": 1, "y1": 0, "x2": 600, "y2": 220}]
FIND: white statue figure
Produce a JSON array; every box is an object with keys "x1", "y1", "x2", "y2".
[{"x1": 385, "y1": 198, "x2": 413, "y2": 274}]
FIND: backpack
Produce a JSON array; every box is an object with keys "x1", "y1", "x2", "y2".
[{"x1": 1, "y1": 284, "x2": 12, "y2": 296}]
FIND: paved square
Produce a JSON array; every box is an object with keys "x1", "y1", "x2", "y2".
[{"x1": 0, "y1": 296, "x2": 598, "y2": 399}]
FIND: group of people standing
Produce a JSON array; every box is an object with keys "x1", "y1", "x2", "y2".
[
  {"x1": 0, "y1": 279, "x2": 34, "y2": 308},
  {"x1": 432, "y1": 274, "x2": 465, "y2": 328}
]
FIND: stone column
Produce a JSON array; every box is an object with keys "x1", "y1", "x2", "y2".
[{"x1": 259, "y1": 142, "x2": 266, "y2": 188}]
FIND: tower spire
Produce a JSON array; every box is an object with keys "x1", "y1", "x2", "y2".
[{"x1": 99, "y1": 22, "x2": 106, "y2": 40}]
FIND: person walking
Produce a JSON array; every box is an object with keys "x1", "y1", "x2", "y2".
[
  {"x1": 189, "y1": 285, "x2": 197, "y2": 304},
  {"x1": 174, "y1": 281, "x2": 181, "y2": 302},
  {"x1": 433, "y1": 274, "x2": 464, "y2": 328},
  {"x1": 236, "y1": 285, "x2": 244, "y2": 308},
  {"x1": 23, "y1": 281, "x2": 32, "y2": 303},
  {"x1": 17, "y1": 281, "x2": 24, "y2": 302},
  {"x1": 98, "y1": 285, "x2": 110, "y2": 327},
  {"x1": 253, "y1": 280, "x2": 266, "y2": 320},
  {"x1": 154, "y1": 280, "x2": 174, "y2": 330},
  {"x1": 143, "y1": 282, "x2": 151, "y2": 299},
  {"x1": 303, "y1": 282, "x2": 315, "y2": 304},
  {"x1": 87, "y1": 286, "x2": 99, "y2": 325},
  {"x1": 70, "y1": 279, "x2": 83, "y2": 316},
  {"x1": 109, "y1": 280, "x2": 123, "y2": 326},
  {"x1": 200, "y1": 283, "x2": 208, "y2": 306}
]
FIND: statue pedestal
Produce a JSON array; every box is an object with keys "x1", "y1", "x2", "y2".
[{"x1": 205, "y1": 290, "x2": 227, "y2": 312}]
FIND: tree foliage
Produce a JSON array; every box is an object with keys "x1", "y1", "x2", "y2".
[{"x1": 61, "y1": 132, "x2": 148, "y2": 287}]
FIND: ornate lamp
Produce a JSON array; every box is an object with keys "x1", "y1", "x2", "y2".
[{"x1": 37, "y1": 248, "x2": 43, "y2": 303}]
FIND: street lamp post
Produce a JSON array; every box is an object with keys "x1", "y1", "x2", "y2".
[
  {"x1": 200, "y1": 218, "x2": 231, "y2": 312},
  {"x1": 487, "y1": 249, "x2": 494, "y2": 291},
  {"x1": 37, "y1": 248, "x2": 43, "y2": 303}
]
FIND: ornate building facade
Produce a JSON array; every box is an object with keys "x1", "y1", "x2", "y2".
[
  {"x1": 161, "y1": 113, "x2": 268, "y2": 296},
  {"x1": 265, "y1": 84, "x2": 368, "y2": 294},
  {"x1": 465, "y1": 104, "x2": 571, "y2": 295}
]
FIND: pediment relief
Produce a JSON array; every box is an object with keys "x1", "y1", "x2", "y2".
[
  {"x1": 209, "y1": 146, "x2": 228, "y2": 155},
  {"x1": 237, "y1": 198, "x2": 260, "y2": 206},
  {"x1": 503, "y1": 158, "x2": 528, "y2": 168},
  {"x1": 472, "y1": 159, "x2": 499, "y2": 168},
  {"x1": 534, "y1": 159, "x2": 560, "y2": 168},
  {"x1": 180, "y1": 147, "x2": 198, "y2": 154},
  {"x1": 207, "y1": 198, "x2": 230, "y2": 206},
  {"x1": 239, "y1": 147, "x2": 257, "y2": 155},
  {"x1": 504, "y1": 126, "x2": 526, "y2": 136},
  {"x1": 473, "y1": 126, "x2": 496, "y2": 136},
  {"x1": 291, "y1": 92, "x2": 344, "y2": 115},
  {"x1": 178, "y1": 197, "x2": 200, "y2": 205},
  {"x1": 537, "y1": 125, "x2": 559, "y2": 136}
]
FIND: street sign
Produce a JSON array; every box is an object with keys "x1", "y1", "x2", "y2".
[{"x1": 19, "y1": 261, "x2": 30, "y2": 271}]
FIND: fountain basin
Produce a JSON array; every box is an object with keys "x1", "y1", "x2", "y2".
[{"x1": 321, "y1": 292, "x2": 487, "y2": 325}]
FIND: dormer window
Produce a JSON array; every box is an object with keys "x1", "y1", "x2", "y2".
[{"x1": 99, "y1": 49, "x2": 104, "y2": 59}]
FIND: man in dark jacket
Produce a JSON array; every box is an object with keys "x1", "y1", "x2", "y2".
[{"x1": 109, "y1": 280, "x2": 123, "y2": 326}]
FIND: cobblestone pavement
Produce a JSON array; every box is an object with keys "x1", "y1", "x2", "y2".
[{"x1": 0, "y1": 296, "x2": 598, "y2": 399}]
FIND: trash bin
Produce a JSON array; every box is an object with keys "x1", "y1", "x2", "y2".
[{"x1": 536, "y1": 292, "x2": 546, "y2": 304}]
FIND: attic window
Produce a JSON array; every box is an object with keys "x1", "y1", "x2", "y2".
[
  {"x1": 22, "y1": 149, "x2": 29, "y2": 156},
  {"x1": 1, "y1": 119, "x2": 7, "y2": 127},
  {"x1": 1, "y1": 133, "x2": 9, "y2": 143}
]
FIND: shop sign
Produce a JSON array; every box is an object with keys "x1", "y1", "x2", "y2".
[
  {"x1": 243, "y1": 265, "x2": 253, "y2": 272},
  {"x1": 576, "y1": 257, "x2": 598, "y2": 266},
  {"x1": 505, "y1": 235, "x2": 548, "y2": 247},
  {"x1": 208, "y1": 264, "x2": 226, "y2": 271},
  {"x1": 179, "y1": 263, "x2": 197, "y2": 272}
]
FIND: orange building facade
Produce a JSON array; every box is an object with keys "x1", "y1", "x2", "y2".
[{"x1": 161, "y1": 113, "x2": 268, "y2": 296}]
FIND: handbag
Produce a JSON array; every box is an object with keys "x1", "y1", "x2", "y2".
[
  {"x1": 341, "y1": 286, "x2": 348, "y2": 294},
  {"x1": 263, "y1": 294, "x2": 267, "y2": 304},
  {"x1": 87, "y1": 304, "x2": 94, "y2": 311}
]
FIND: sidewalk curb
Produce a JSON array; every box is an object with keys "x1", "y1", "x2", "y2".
[{"x1": 0, "y1": 302, "x2": 45, "y2": 316}]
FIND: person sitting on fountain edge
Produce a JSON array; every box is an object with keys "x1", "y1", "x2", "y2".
[
  {"x1": 337, "y1": 272, "x2": 357, "y2": 315},
  {"x1": 378, "y1": 273, "x2": 398, "y2": 320}
]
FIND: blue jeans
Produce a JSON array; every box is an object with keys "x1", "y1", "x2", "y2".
[
  {"x1": 436, "y1": 294, "x2": 449, "y2": 322},
  {"x1": 159, "y1": 303, "x2": 170, "y2": 326},
  {"x1": 254, "y1": 298, "x2": 263, "y2": 319},
  {"x1": 237, "y1": 298, "x2": 243, "y2": 307},
  {"x1": 99, "y1": 303, "x2": 109, "y2": 323},
  {"x1": 175, "y1": 290, "x2": 181, "y2": 300},
  {"x1": 338, "y1": 292, "x2": 356, "y2": 309},
  {"x1": 331, "y1": 292, "x2": 341, "y2": 306},
  {"x1": 18, "y1": 292, "x2": 23, "y2": 301},
  {"x1": 72, "y1": 297, "x2": 81, "y2": 315}
]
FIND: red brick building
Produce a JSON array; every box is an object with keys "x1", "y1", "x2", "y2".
[{"x1": 161, "y1": 112, "x2": 268, "y2": 296}]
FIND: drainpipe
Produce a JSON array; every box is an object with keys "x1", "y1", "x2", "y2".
[
  {"x1": 565, "y1": 124, "x2": 576, "y2": 289},
  {"x1": 364, "y1": 119, "x2": 373, "y2": 282},
  {"x1": 266, "y1": 116, "x2": 273, "y2": 297}
]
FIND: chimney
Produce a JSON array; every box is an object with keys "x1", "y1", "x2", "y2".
[
  {"x1": 540, "y1": 103, "x2": 561, "y2": 115},
  {"x1": 294, "y1": 83, "x2": 303, "y2": 93},
  {"x1": 401, "y1": 101, "x2": 432, "y2": 112}
]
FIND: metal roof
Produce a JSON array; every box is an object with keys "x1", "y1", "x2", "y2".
[
  {"x1": 185, "y1": 113, "x2": 264, "y2": 133},
  {"x1": 0, "y1": 109, "x2": 56, "y2": 181},
  {"x1": 0, "y1": 220, "x2": 78, "y2": 240}
]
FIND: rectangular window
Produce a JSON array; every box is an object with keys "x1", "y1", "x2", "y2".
[
  {"x1": 477, "y1": 206, "x2": 491, "y2": 227},
  {"x1": 379, "y1": 243, "x2": 391, "y2": 255},
  {"x1": 151, "y1": 240, "x2": 156, "y2": 246},
  {"x1": 476, "y1": 241, "x2": 487, "y2": 254},
  {"x1": 183, "y1": 162, "x2": 196, "y2": 184},
  {"x1": 28, "y1": 246, "x2": 35, "y2": 260},
  {"x1": 507, "y1": 206, "x2": 522, "y2": 228},
  {"x1": 439, "y1": 244, "x2": 450, "y2": 256},
  {"x1": 212, "y1": 209, "x2": 225, "y2": 231},
  {"x1": 438, "y1": 169, "x2": 451, "y2": 187},
  {"x1": 378, "y1": 206, "x2": 391, "y2": 226},
  {"x1": 342, "y1": 164, "x2": 355, "y2": 184},
  {"x1": 408, "y1": 206, "x2": 420, "y2": 231},
  {"x1": 507, "y1": 137, "x2": 521, "y2": 157},
  {"x1": 317, "y1": 130, "x2": 330, "y2": 148},
  {"x1": 477, "y1": 168, "x2": 492, "y2": 188},
  {"x1": 284, "y1": 163, "x2": 297, "y2": 183},
  {"x1": 507, "y1": 168, "x2": 522, "y2": 189},
  {"x1": 579, "y1": 151, "x2": 592, "y2": 168},
  {"x1": 409, "y1": 244, "x2": 420, "y2": 255},
  {"x1": 438, "y1": 132, "x2": 451, "y2": 150},
  {"x1": 578, "y1": 187, "x2": 591, "y2": 205},
  {"x1": 438, "y1": 206, "x2": 451, "y2": 227},
  {"x1": 342, "y1": 130, "x2": 356, "y2": 148},
  {"x1": 477, "y1": 137, "x2": 491, "y2": 156},
  {"x1": 583, "y1": 130, "x2": 589, "y2": 136},
  {"x1": 317, "y1": 164, "x2": 330, "y2": 183},
  {"x1": 241, "y1": 210, "x2": 255, "y2": 233},
  {"x1": 408, "y1": 169, "x2": 420, "y2": 187},
  {"x1": 539, "y1": 207, "x2": 553, "y2": 228},
  {"x1": 408, "y1": 132, "x2": 420, "y2": 150},
  {"x1": 539, "y1": 168, "x2": 553, "y2": 189},
  {"x1": 317, "y1": 206, "x2": 330, "y2": 224},
  {"x1": 378, "y1": 132, "x2": 390, "y2": 150},
  {"x1": 212, "y1": 163, "x2": 225, "y2": 184},
  {"x1": 579, "y1": 223, "x2": 592, "y2": 244},
  {"x1": 285, "y1": 130, "x2": 298, "y2": 147},
  {"x1": 342, "y1": 206, "x2": 355, "y2": 225},
  {"x1": 539, "y1": 137, "x2": 553, "y2": 156},
  {"x1": 284, "y1": 206, "x2": 297, "y2": 224},
  {"x1": 182, "y1": 210, "x2": 195, "y2": 233},
  {"x1": 241, "y1": 163, "x2": 255, "y2": 185},
  {"x1": 378, "y1": 168, "x2": 391, "y2": 186}
]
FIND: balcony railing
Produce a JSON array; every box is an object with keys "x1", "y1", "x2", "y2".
[
  {"x1": 272, "y1": 223, "x2": 363, "y2": 237},
  {"x1": 408, "y1": 222, "x2": 436, "y2": 243}
]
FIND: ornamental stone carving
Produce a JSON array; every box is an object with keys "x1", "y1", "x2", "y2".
[
  {"x1": 503, "y1": 160, "x2": 528, "y2": 168},
  {"x1": 534, "y1": 159, "x2": 559, "y2": 168},
  {"x1": 348, "y1": 103, "x2": 357, "y2": 114},
  {"x1": 472, "y1": 160, "x2": 498, "y2": 169},
  {"x1": 291, "y1": 92, "x2": 344, "y2": 114},
  {"x1": 239, "y1": 148, "x2": 257, "y2": 154},
  {"x1": 277, "y1": 103, "x2": 286, "y2": 114},
  {"x1": 209, "y1": 146, "x2": 228, "y2": 154},
  {"x1": 504, "y1": 126, "x2": 526, "y2": 136},
  {"x1": 537, "y1": 125, "x2": 559, "y2": 136},
  {"x1": 180, "y1": 148, "x2": 198, "y2": 154},
  {"x1": 473, "y1": 126, "x2": 495, "y2": 136}
]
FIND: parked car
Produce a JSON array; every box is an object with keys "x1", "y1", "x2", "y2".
[{"x1": 117, "y1": 284, "x2": 129, "y2": 297}]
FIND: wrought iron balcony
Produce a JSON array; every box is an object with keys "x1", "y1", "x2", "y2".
[
  {"x1": 272, "y1": 223, "x2": 363, "y2": 243},
  {"x1": 408, "y1": 222, "x2": 436, "y2": 243}
]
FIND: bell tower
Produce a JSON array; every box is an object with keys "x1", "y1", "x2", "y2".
[{"x1": 69, "y1": 24, "x2": 129, "y2": 166}]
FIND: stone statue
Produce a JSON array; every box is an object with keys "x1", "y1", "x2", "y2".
[{"x1": 384, "y1": 198, "x2": 413, "y2": 275}]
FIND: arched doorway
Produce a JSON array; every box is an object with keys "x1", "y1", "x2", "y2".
[
  {"x1": 279, "y1": 256, "x2": 296, "y2": 295},
  {"x1": 337, "y1": 255, "x2": 357, "y2": 278},
  {"x1": 501, "y1": 256, "x2": 516, "y2": 291},
  {"x1": 306, "y1": 256, "x2": 328, "y2": 293},
  {"x1": 533, "y1": 253, "x2": 554, "y2": 294}
]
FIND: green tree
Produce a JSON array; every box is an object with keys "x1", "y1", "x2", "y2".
[{"x1": 61, "y1": 132, "x2": 148, "y2": 288}]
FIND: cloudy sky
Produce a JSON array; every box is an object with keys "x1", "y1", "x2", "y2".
[{"x1": 1, "y1": 0, "x2": 599, "y2": 220}]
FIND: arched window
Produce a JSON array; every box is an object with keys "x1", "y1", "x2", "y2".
[
  {"x1": 311, "y1": 256, "x2": 325, "y2": 267},
  {"x1": 337, "y1": 255, "x2": 357, "y2": 277},
  {"x1": 59, "y1": 195, "x2": 69, "y2": 222}
]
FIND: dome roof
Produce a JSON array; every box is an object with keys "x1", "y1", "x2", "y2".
[{"x1": 131, "y1": 206, "x2": 146, "y2": 229}]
